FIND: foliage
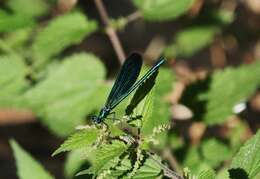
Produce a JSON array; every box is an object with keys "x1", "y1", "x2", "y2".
[
  {"x1": 165, "y1": 25, "x2": 218, "y2": 58},
  {"x1": 23, "y1": 53, "x2": 107, "y2": 136},
  {"x1": 52, "y1": 127, "x2": 101, "y2": 156},
  {"x1": 201, "y1": 62, "x2": 260, "y2": 125},
  {"x1": 0, "y1": 55, "x2": 28, "y2": 106},
  {"x1": 7, "y1": 0, "x2": 50, "y2": 18},
  {"x1": 10, "y1": 139, "x2": 54, "y2": 179},
  {"x1": 0, "y1": 10, "x2": 35, "y2": 33},
  {"x1": 64, "y1": 149, "x2": 87, "y2": 179},
  {"x1": 77, "y1": 141, "x2": 129, "y2": 176},
  {"x1": 164, "y1": 9, "x2": 234, "y2": 58},
  {"x1": 131, "y1": 155, "x2": 162, "y2": 178},
  {"x1": 32, "y1": 12, "x2": 97, "y2": 69},
  {"x1": 184, "y1": 167, "x2": 216, "y2": 179},
  {"x1": 201, "y1": 138, "x2": 232, "y2": 168},
  {"x1": 133, "y1": 0, "x2": 195, "y2": 21},
  {"x1": 229, "y1": 130, "x2": 260, "y2": 178}
]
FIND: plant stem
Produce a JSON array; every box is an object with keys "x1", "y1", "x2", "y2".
[
  {"x1": 126, "y1": 11, "x2": 142, "y2": 23},
  {"x1": 94, "y1": 0, "x2": 126, "y2": 64},
  {"x1": 163, "y1": 147, "x2": 183, "y2": 175},
  {"x1": 147, "y1": 152, "x2": 183, "y2": 179}
]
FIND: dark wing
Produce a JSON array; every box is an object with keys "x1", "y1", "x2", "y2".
[
  {"x1": 110, "y1": 56, "x2": 165, "y2": 109},
  {"x1": 105, "y1": 53, "x2": 142, "y2": 109}
]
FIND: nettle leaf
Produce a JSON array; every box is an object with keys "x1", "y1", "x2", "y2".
[
  {"x1": 201, "y1": 138, "x2": 232, "y2": 168},
  {"x1": 216, "y1": 168, "x2": 229, "y2": 179},
  {"x1": 229, "y1": 130, "x2": 260, "y2": 178},
  {"x1": 186, "y1": 168, "x2": 216, "y2": 179},
  {"x1": 183, "y1": 146, "x2": 214, "y2": 175},
  {"x1": 102, "y1": 155, "x2": 132, "y2": 179},
  {"x1": 7, "y1": 0, "x2": 50, "y2": 18},
  {"x1": 0, "y1": 10, "x2": 35, "y2": 32},
  {"x1": 126, "y1": 66, "x2": 158, "y2": 116},
  {"x1": 201, "y1": 61, "x2": 260, "y2": 125},
  {"x1": 10, "y1": 139, "x2": 54, "y2": 179},
  {"x1": 3, "y1": 28, "x2": 32, "y2": 50},
  {"x1": 132, "y1": 156, "x2": 162, "y2": 178},
  {"x1": 165, "y1": 25, "x2": 218, "y2": 58},
  {"x1": 198, "y1": 169, "x2": 216, "y2": 179},
  {"x1": 183, "y1": 146, "x2": 201, "y2": 172},
  {"x1": 52, "y1": 127, "x2": 100, "y2": 156},
  {"x1": 141, "y1": 68, "x2": 173, "y2": 134},
  {"x1": 212, "y1": 9, "x2": 235, "y2": 25},
  {"x1": 32, "y1": 12, "x2": 97, "y2": 68},
  {"x1": 107, "y1": 156, "x2": 132, "y2": 178},
  {"x1": 133, "y1": 0, "x2": 194, "y2": 21},
  {"x1": 23, "y1": 53, "x2": 107, "y2": 136},
  {"x1": 64, "y1": 149, "x2": 88, "y2": 179},
  {"x1": 0, "y1": 55, "x2": 28, "y2": 107},
  {"x1": 165, "y1": 9, "x2": 234, "y2": 58},
  {"x1": 229, "y1": 120, "x2": 248, "y2": 151},
  {"x1": 141, "y1": 68, "x2": 174, "y2": 147},
  {"x1": 77, "y1": 141, "x2": 128, "y2": 176},
  {"x1": 138, "y1": 88, "x2": 155, "y2": 134}
]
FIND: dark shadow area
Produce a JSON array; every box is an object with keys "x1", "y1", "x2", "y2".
[
  {"x1": 228, "y1": 168, "x2": 249, "y2": 179},
  {"x1": 125, "y1": 70, "x2": 159, "y2": 115},
  {"x1": 180, "y1": 75, "x2": 212, "y2": 121}
]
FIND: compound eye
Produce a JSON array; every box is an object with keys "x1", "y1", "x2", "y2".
[{"x1": 90, "y1": 115, "x2": 97, "y2": 121}]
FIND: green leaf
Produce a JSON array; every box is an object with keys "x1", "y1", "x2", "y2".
[
  {"x1": 216, "y1": 168, "x2": 229, "y2": 179},
  {"x1": 139, "y1": 88, "x2": 155, "y2": 135},
  {"x1": 198, "y1": 169, "x2": 216, "y2": 179},
  {"x1": 0, "y1": 55, "x2": 28, "y2": 107},
  {"x1": 23, "y1": 53, "x2": 107, "y2": 136},
  {"x1": 183, "y1": 146, "x2": 215, "y2": 177},
  {"x1": 52, "y1": 127, "x2": 100, "y2": 156},
  {"x1": 7, "y1": 0, "x2": 50, "y2": 18},
  {"x1": 230, "y1": 130, "x2": 260, "y2": 178},
  {"x1": 2, "y1": 28, "x2": 32, "y2": 50},
  {"x1": 169, "y1": 132, "x2": 184, "y2": 150},
  {"x1": 126, "y1": 66, "x2": 158, "y2": 116},
  {"x1": 77, "y1": 141, "x2": 128, "y2": 176},
  {"x1": 64, "y1": 149, "x2": 88, "y2": 179},
  {"x1": 141, "y1": 68, "x2": 174, "y2": 148},
  {"x1": 10, "y1": 139, "x2": 54, "y2": 179},
  {"x1": 201, "y1": 61, "x2": 260, "y2": 125},
  {"x1": 164, "y1": 9, "x2": 234, "y2": 58},
  {"x1": 229, "y1": 120, "x2": 248, "y2": 151},
  {"x1": 133, "y1": 0, "x2": 194, "y2": 21},
  {"x1": 104, "y1": 155, "x2": 132, "y2": 179},
  {"x1": 183, "y1": 146, "x2": 201, "y2": 172},
  {"x1": 211, "y1": 9, "x2": 235, "y2": 25},
  {"x1": 132, "y1": 156, "x2": 162, "y2": 178},
  {"x1": 142, "y1": 68, "x2": 173, "y2": 134},
  {"x1": 165, "y1": 25, "x2": 218, "y2": 58},
  {"x1": 185, "y1": 168, "x2": 216, "y2": 179},
  {"x1": 0, "y1": 10, "x2": 35, "y2": 32},
  {"x1": 32, "y1": 12, "x2": 97, "y2": 69},
  {"x1": 201, "y1": 138, "x2": 232, "y2": 168}
]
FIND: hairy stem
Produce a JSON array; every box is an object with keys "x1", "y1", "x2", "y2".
[
  {"x1": 94, "y1": 0, "x2": 126, "y2": 64},
  {"x1": 147, "y1": 152, "x2": 183, "y2": 179},
  {"x1": 126, "y1": 11, "x2": 142, "y2": 23},
  {"x1": 163, "y1": 147, "x2": 183, "y2": 175}
]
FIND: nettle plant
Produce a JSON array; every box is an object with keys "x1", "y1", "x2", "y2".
[{"x1": 1, "y1": 0, "x2": 260, "y2": 179}]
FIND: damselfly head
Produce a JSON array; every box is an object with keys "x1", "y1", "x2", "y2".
[{"x1": 90, "y1": 115, "x2": 101, "y2": 124}]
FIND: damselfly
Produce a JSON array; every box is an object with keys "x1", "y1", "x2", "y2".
[{"x1": 91, "y1": 53, "x2": 165, "y2": 124}]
